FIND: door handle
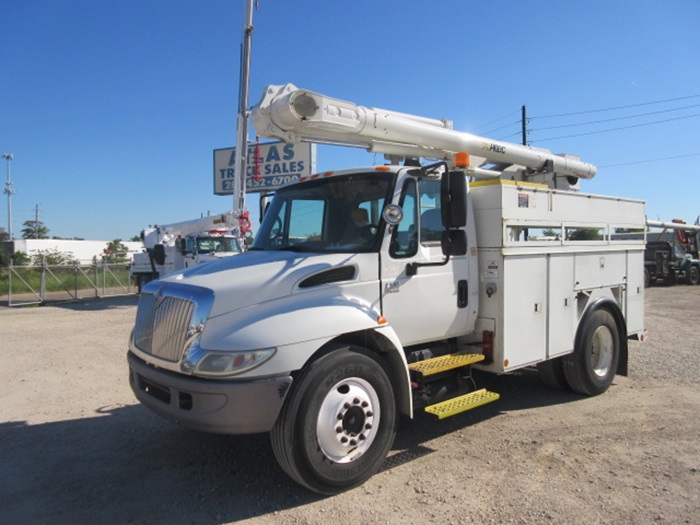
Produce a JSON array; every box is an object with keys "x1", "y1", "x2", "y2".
[{"x1": 458, "y1": 279, "x2": 468, "y2": 308}]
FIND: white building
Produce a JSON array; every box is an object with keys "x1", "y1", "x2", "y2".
[{"x1": 9, "y1": 239, "x2": 144, "y2": 264}]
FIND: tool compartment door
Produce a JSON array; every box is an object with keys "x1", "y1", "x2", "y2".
[{"x1": 502, "y1": 255, "x2": 547, "y2": 369}]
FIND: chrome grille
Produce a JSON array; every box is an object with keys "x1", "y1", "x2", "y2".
[{"x1": 133, "y1": 293, "x2": 194, "y2": 362}]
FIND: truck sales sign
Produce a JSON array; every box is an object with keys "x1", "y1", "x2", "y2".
[{"x1": 213, "y1": 142, "x2": 316, "y2": 194}]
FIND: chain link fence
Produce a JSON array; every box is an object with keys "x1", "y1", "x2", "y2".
[{"x1": 1, "y1": 257, "x2": 136, "y2": 306}]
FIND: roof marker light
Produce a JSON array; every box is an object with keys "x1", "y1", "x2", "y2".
[{"x1": 455, "y1": 152, "x2": 471, "y2": 168}]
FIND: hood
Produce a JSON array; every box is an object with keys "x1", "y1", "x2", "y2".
[{"x1": 159, "y1": 250, "x2": 376, "y2": 318}]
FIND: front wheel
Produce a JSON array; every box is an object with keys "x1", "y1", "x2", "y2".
[
  {"x1": 563, "y1": 309, "x2": 620, "y2": 396},
  {"x1": 271, "y1": 345, "x2": 397, "y2": 494},
  {"x1": 687, "y1": 266, "x2": 699, "y2": 285}
]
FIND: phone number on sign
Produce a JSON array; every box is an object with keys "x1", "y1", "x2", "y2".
[
  {"x1": 220, "y1": 174, "x2": 302, "y2": 193},
  {"x1": 247, "y1": 175, "x2": 301, "y2": 190}
]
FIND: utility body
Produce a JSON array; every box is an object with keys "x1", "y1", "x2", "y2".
[
  {"x1": 130, "y1": 212, "x2": 241, "y2": 291},
  {"x1": 128, "y1": 85, "x2": 646, "y2": 494}
]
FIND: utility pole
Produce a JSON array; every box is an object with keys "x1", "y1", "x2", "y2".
[
  {"x1": 521, "y1": 105, "x2": 528, "y2": 146},
  {"x1": 2, "y1": 153, "x2": 14, "y2": 239},
  {"x1": 35, "y1": 204, "x2": 41, "y2": 238},
  {"x1": 233, "y1": 0, "x2": 255, "y2": 238}
]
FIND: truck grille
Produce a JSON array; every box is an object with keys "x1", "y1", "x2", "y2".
[{"x1": 133, "y1": 293, "x2": 195, "y2": 362}]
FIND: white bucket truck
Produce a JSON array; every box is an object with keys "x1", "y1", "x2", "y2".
[
  {"x1": 128, "y1": 84, "x2": 646, "y2": 494},
  {"x1": 130, "y1": 212, "x2": 241, "y2": 291}
]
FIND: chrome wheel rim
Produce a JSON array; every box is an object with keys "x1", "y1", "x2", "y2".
[
  {"x1": 316, "y1": 377, "x2": 380, "y2": 464},
  {"x1": 590, "y1": 325, "x2": 614, "y2": 378}
]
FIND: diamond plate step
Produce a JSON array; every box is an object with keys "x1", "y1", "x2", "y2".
[
  {"x1": 424, "y1": 388, "x2": 500, "y2": 419},
  {"x1": 408, "y1": 352, "x2": 485, "y2": 377}
]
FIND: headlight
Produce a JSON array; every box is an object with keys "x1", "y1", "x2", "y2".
[{"x1": 192, "y1": 348, "x2": 276, "y2": 378}]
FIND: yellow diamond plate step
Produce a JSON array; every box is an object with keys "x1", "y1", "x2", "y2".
[
  {"x1": 424, "y1": 389, "x2": 500, "y2": 419},
  {"x1": 408, "y1": 352, "x2": 485, "y2": 377}
]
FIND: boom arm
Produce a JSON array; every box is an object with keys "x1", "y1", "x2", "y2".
[
  {"x1": 157, "y1": 212, "x2": 236, "y2": 236},
  {"x1": 252, "y1": 84, "x2": 597, "y2": 180},
  {"x1": 646, "y1": 220, "x2": 700, "y2": 232}
]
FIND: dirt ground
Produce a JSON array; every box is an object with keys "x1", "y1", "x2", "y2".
[{"x1": 1, "y1": 287, "x2": 698, "y2": 525}]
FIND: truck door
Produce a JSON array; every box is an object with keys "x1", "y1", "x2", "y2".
[{"x1": 380, "y1": 177, "x2": 474, "y2": 346}]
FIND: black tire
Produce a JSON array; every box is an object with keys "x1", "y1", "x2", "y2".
[
  {"x1": 537, "y1": 357, "x2": 569, "y2": 390},
  {"x1": 271, "y1": 345, "x2": 397, "y2": 495},
  {"x1": 563, "y1": 309, "x2": 620, "y2": 396},
  {"x1": 687, "y1": 266, "x2": 699, "y2": 285}
]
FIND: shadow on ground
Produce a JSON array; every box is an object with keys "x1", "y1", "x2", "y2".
[{"x1": 1, "y1": 368, "x2": 584, "y2": 524}]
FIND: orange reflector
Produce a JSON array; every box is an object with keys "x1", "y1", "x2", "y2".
[
  {"x1": 455, "y1": 152, "x2": 470, "y2": 168},
  {"x1": 503, "y1": 359, "x2": 509, "y2": 367},
  {"x1": 377, "y1": 315, "x2": 388, "y2": 325},
  {"x1": 375, "y1": 166, "x2": 391, "y2": 172},
  {"x1": 323, "y1": 171, "x2": 334, "y2": 177}
]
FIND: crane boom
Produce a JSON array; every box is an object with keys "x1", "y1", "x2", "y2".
[
  {"x1": 646, "y1": 220, "x2": 700, "y2": 232},
  {"x1": 251, "y1": 83, "x2": 597, "y2": 181},
  {"x1": 156, "y1": 212, "x2": 236, "y2": 236}
]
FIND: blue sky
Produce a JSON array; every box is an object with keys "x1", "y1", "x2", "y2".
[{"x1": 1, "y1": 0, "x2": 699, "y2": 240}]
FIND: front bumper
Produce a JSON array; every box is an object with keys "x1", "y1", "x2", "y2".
[{"x1": 128, "y1": 351, "x2": 292, "y2": 434}]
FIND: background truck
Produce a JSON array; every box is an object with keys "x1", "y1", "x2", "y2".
[
  {"x1": 130, "y1": 212, "x2": 241, "y2": 291},
  {"x1": 644, "y1": 219, "x2": 700, "y2": 287},
  {"x1": 644, "y1": 240, "x2": 700, "y2": 287},
  {"x1": 127, "y1": 84, "x2": 645, "y2": 494}
]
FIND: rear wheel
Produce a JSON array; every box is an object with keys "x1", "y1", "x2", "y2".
[
  {"x1": 271, "y1": 345, "x2": 397, "y2": 494},
  {"x1": 563, "y1": 309, "x2": 620, "y2": 396}
]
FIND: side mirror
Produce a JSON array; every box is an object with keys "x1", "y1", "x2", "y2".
[
  {"x1": 177, "y1": 239, "x2": 187, "y2": 255},
  {"x1": 442, "y1": 230, "x2": 467, "y2": 257},
  {"x1": 151, "y1": 244, "x2": 166, "y2": 266},
  {"x1": 441, "y1": 171, "x2": 467, "y2": 228}
]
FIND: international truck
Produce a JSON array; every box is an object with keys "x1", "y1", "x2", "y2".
[
  {"x1": 130, "y1": 212, "x2": 242, "y2": 292},
  {"x1": 128, "y1": 84, "x2": 646, "y2": 494}
]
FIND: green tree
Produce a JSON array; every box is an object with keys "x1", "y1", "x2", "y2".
[
  {"x1": 103, "y1": 239, "x2": 129, "y2": 263},
  {"x1": 567, "y1": 228, "x2": 603, "y2": 241},
  {"x1": 10, "y1": 251, "x2": 31, "y2": 266},
  {"x1": 21, "y1": 219, "x2": 49, "y2": 239},
  {"x1": 31, "y1": 249, "x2": 77, "y2": 266}
]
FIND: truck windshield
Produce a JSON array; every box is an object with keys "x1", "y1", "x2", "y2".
[
  {"x1": 196, "y1": 237, "x2": 240, "y2": 254},
  {"x1": 252, "y1": 172, "x2": 394, "y2": 253}
]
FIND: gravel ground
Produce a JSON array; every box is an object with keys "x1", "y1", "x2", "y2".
[{"x1": 1, "y1": 286, "x2": 698, "y2": 525}]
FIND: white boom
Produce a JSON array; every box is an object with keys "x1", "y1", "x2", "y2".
[
  {"x1": 252, "y1": 83, "x2": 597, "y2": 181},
  {"x1": 156, "y1": 212, "x2": 236, "y2": 237},
  {"x1": 646, "y1": 220, "x2": 700, "y2": 232},
  {"x1": 141, "y1": 212, "x2": 237, "y2": 249}
]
